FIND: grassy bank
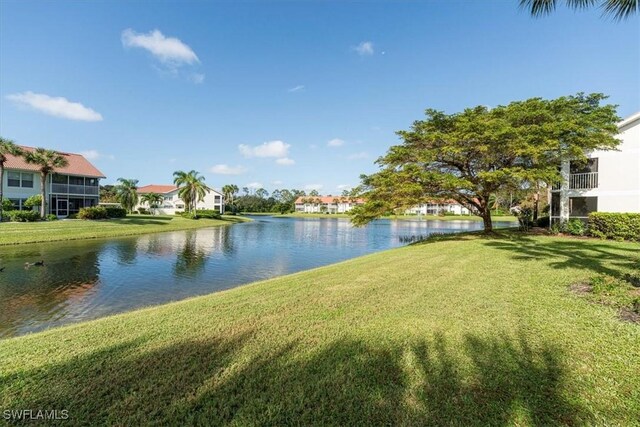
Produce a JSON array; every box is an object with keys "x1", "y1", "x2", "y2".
[
  {"x1": 278, "y1": 212, "x2": 518, "y2": 222},
  {"x1": 0, "y1": 215, "x2": 250, "y2": 246},
  {"x1": 1, "y1": 233, "x2": 638, "y2": 425}
]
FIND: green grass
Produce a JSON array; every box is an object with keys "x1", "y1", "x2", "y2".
[
  {"x1": 279, "y1": 212, "x2": 518, "y2": 222},
  {"x1": 1, "y1": 233, "x2": 639, "y2": 425},
  {"x1": 0, "y1": 215, "x2": 250, "y2": 246}
]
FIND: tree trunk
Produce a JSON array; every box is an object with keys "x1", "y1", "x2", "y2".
[
  {"x1": 481, "y1": 204, "x2": 493, "y2": 233},
  {"x1": 40, "y1": 172, "x2": 47, "y2": 218},
  {"x1": 0, "y1": 164, "x2": 4, "y2": 222}
]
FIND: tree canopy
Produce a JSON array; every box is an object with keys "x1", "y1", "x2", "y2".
[
  {"x1": 351, "y1": 93, "x2": 620, "y2": 231},
  {"x1": 521, "y1": 0, "x2": 638, "y2": 20}
]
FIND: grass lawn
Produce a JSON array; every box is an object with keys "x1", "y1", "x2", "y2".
[
  {"x1": 1, "y1": 233, "x2": 639, "y2": 425},
  {"x1": 0, "y1": 215, "x2": 250, "y2": 246},
  {"x1": 278, "y1": 212, "x2": 518, "y2": 222}
]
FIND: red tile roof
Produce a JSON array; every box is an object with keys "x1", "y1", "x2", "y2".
[
  {"x1": 137, "y1": 184, "x2": 178, "y2": 194},
  {"x1": 295, "y1": 196, "x2": 365, "y2": 204},
  {"x1": 4, "y1": 146, "x2": 106, "y2": 178}
]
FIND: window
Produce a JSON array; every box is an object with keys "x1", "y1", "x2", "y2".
[
  {"x1": 569, "y1": 197, "x2": 597, "y2": 217},
  {"x1": 570, "y1": 158, "x2": 598, "y2": 174},
  {"x1": 7, "y1": 172, "x2": 21, "y2": 187},
  {"x1": 215, "y1": 195, "x2": 221, "y2": 202},
  {"x1": 7, "y1": 172, "x2": 34, "y2": 188}
]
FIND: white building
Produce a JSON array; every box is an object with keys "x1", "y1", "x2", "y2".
[
  {"x1": 136, "y1": 184, "x2": 224, "y2": 215},
  {"x1": 550, "y1": 111, "x2": 640, "y2": 223},
  {"x1": 294, "y1": 196, "x2": 364, "y2": 214},
  {"x1": 405, "y1": 200, "x2": 471, "y2": 216},
  {"x1": 2, "y1": 145, "x2": 105, "y2": 217}
]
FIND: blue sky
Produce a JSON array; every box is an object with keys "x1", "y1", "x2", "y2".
[{"x1": 1, "y1": 1, "x2": 638, "y2": 193}]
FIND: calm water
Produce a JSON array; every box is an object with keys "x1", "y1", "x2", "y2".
[{"x1": 0, "y1": 216, "x2": 515, "y2": 338}]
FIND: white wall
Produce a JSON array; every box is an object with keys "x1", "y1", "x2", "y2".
[
  {"x1": 565, "y1": 114, "x2": 640, "y2": 213},
  {"x1": 137, "y1": 188, "x2": 224, "y2": 215}
]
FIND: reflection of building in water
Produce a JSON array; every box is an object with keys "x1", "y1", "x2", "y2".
[{"x1": 0, "y1": 248, "x2": 101, "y2": 337}]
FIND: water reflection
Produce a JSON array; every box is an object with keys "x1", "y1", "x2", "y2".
[{"x1": 0, "y1": 216, "x2": 515, "y2": 337}]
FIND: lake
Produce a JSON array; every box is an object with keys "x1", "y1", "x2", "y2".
[{"x1": 0, "y1": 216, "x2": 515, "y2": 338}]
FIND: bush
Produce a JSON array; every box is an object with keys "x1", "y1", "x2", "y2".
[
  {"x1": 180, "y1": 210, "x2": 222, "y2": 220},
  {"x1": 1, "y1": 198, "x2": 15, "y2": 212},
  {"x1": 566, "y1": 219, "x2": 586, "y2": 236},
  {"x1": 588, "y1": 212, "x2": 640, "y2": 241},
  {"x1": 512, "y1": 206, "x2": 534, "y2": 231},
  {"x1": 23, "y1": 194, "x2": 42, "y2": 209},
  {"x1": 105, "y1": 207, "x2": 127, "y2": 218},
  {"x1": 78, "y1": 206, "x2": 109, "y2": 220},
  {"x1": 45, "y1": 214, "x2": 58, "y2": 221},
  {"x1": 535, "y1": 216, "x2": 550, "y2": 227},
  {"x1": 7, "y1": 210, "x2": 41, "y2": 222}
]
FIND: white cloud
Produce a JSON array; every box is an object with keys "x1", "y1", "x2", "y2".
[
  {"x1": 79, "y1": 150, "x2": 114, "y2": 161},
  {"x1": 354, "y1": 41, "x2": 374, "y2": 56},
  {"x1": 7, "y1": 92, "x2": 103, "y2": 122},
  {"x1": 276, "y1": 157, "x2": 295, "y2": 166},
  {"x1": 209, "y1": 164, "x2": 247, "y2": 175},
  {"x1": 327, "y1": 138, "x2": 345, "y2": 147},
  {"x1": 304, "y1": 184, "x2": 323, "y2": 191},
  {"x1": 239, "y1": 140, "x2": 290, "y2": 158},
  {"x1": 337, "y1": 184, "x2": 352, "y2": 190},
  {"x1": 288, "y1": 85, "x2": 305, "y2": 93},
  {"x1": 121, "y1": 29, "x2": 199, "y2": 65},
  {"x1": 190, "y1": 73, "x2": 205, "y2": 84},
  {"x1": 272, "y1": 180, "x2": 284, "y2": 185},
  {"x1": 348, "y1": 151, "x2": 369, "y2": 160},
  {"x1": 246, "y1": 182, "x2": 263, "y2": 189}
]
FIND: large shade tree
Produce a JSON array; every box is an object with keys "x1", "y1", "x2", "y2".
[
  {"x1": 173, "y1": 170, "x2": 209, "y2": 216},
  {"x1": 351, "y1": 93, "x2": 620, "y2": 232},
  {"x1": 115, "y1": 178, "x2": 139, "y2": 213},
  {"x1": 521, "y1": 0, "x2": 637, "y2": 19},
  {"x1": 0, "y1": 137, "x2": 24, "y2": 221},
  {"x1": 24, "y1": 148, "x2": 69, "y2": 217}
]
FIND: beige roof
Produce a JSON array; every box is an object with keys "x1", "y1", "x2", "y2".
[{"x1": 4, "y1": 145, "x2": 106, "y2": 178}]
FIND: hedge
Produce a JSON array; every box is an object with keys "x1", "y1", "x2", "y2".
[
  {"x1": 588, "y1": 212, "x2": 640, "y2": 241},
  {"x1": 78, "y1": 206, "x2": 127, "y2": 220},
  {"x1": 6, "y1": 210, "x2": 41, "y2": 222}
]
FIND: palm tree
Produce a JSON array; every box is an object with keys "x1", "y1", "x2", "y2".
[
  {"x1": 222, "y1": 184, "x2": 239, "y2": 212},
  {"x1": 140, "y1": 192, "x2": 164, "y2": 215},
  {"x1": 0, "y1": 137, "x2": 24, "y2": 221},
  {"x1": 115, "y1": 178, "x2": 139, "y2": 213},
  {"x1": 521, "y1": 0, "x2": 637, "y2": 20},
  {"x1": 24, "y1": 148, "x2": 69, "y2": 217},
  {"x1": 173, "y1": 170, "x2": 209, "y2": 217}
]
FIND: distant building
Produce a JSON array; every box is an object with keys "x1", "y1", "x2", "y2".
[
  {"x1": 405, "y1": 200, "x2": 471, "y2": 216},
  {"x1": 550, "y1": 111, "x2": 640, "y2": 223},
  {"x1": 136, "y1": 184, "x2": 224, "y2": 215},
  {"x1": 2, "y1": 145, "x2": 105, "y2": 218},
  {"x1": 294, "y1": 196, "x2": 365, "y2": 214}
]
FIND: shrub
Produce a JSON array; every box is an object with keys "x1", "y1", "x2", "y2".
[
  {"x1": 45, "y1": 214, "x2": 58, "y2": 221},
  {"x1": 7, "y1": 210, "x2": 41, "y2": 222},
  {"x1": 78, "y1": 206, "x2": 109, "y2": 220},
  {"x1": 512, "y1": 206, "x2": 533, "y2": 231},
  {"x1": 1, "y1": 198, "x2": 15, "y2": 212},
  {"x1": 105, "y1": 207, "x2": 127, "y2": 218},
  {"x1": 195, "y1": 209, "x2": 222, "y2": 219},
  {"x1": 566, "y1": 219, "x2": 586, "y2": 236},
  {"x1": 23, "y1": 194, "x2": 42, "y2": 209},
  {"x1": 588, "y1": 212, "x2": 640, "y2": 241},
  {"x1": 535, "y1": 216, "x2": 550, "y2": 228}
]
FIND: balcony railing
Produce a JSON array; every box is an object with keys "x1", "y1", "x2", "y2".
[
  {"x1": 570, "y1": 172, "x2": 598, "y2": 190},
  {"x1": 51, "y1": 184, "x2": 99, "y2": 195},
  {"x1": 551, "y1": 172, "x2": 598, "y2": 191}
]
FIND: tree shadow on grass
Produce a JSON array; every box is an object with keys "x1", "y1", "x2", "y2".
[
  {"x1": 481, "y1": 234, "x2": 639, "y2": 279},
  {"x1": 2, "y1": 331, "x2": 595, "y2": 425}
]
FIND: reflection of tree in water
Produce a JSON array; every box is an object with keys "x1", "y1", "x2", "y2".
[
  {"x1": 0, "y1": 248, "x2": 101, "y2": 338},
  {"x1": 114, "y1": 240, "x2": 138, "y2": 265},
  {"x1": 174, "y1": 232, "x2": 208, "y2": 278},
  {"x1": 220, "y1": 226, "x2": 235, "y2": 257}
]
